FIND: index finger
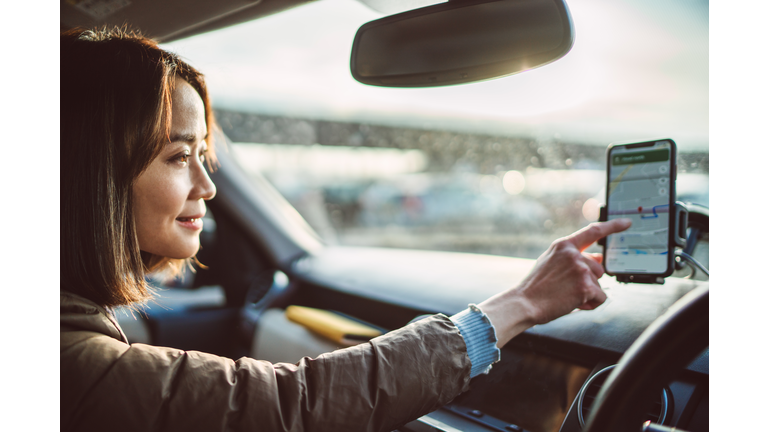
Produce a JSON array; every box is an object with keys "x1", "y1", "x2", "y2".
[{"x1": 566, "y1": 219, "x2": 632, "y2": 251}]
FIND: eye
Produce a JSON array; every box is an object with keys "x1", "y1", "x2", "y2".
[
  {"x1": 199, "y1": 148, "x2": 208, "y2": 163},
  {"x1": 170, "y1": 152, "x2": 190, "y2": 165}
]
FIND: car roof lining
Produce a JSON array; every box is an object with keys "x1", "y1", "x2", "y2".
[{"x1": 60, "y1": 0, "x2": 317, "y2": 42}]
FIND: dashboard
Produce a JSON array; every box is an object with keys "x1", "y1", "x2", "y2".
[
  {"x1": 447, "y1": 348, "x2": 591, "y2": 432},
  {"x1": 286, "y1": 246, "x2": 710, "y2": 432}
]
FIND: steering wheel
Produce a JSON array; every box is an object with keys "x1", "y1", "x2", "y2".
[{"x1": 582, "y1": 282, "x2": 708, "y2": 432}]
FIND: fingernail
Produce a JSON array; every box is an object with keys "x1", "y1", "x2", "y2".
[{"x1": 620, "y1": 218, "x2": 632, "y2": 225}]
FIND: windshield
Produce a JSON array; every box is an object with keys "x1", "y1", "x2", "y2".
[{"x1": 163, "y1": 0, "x2": 708, "y2": 259}]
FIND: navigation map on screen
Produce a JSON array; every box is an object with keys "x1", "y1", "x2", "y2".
[{"x1": 605, "y1": 141, "x2": 672, "y2": 274}]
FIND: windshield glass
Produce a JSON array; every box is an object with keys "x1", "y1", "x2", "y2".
[{"x1": 163, "y1": 0, "x2": 708, "y2": 259}]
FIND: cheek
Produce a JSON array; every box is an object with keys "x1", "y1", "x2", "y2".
[
  {"x1": 133, "y1": 171, "x2": 189, "y2": 231},
  {"x1": 139, "y1": 190, "x2": 176, "y2": 223}
]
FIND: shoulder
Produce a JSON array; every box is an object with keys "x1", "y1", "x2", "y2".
[{"x1": 60, "y1": 290, "x2": 128, "y2": 342}]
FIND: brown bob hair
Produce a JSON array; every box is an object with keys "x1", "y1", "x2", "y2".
[{"x1": 61, "y1": 27, "x2": 218, "y2": 308}]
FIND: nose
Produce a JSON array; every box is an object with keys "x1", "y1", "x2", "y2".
[{"x1": 190, "y1": 158, "x2": 217, "y2": 201}]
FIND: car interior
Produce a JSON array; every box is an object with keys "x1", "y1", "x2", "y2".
[{"x1": 60, "y1": 1, "x2": 710, "y2": 431}]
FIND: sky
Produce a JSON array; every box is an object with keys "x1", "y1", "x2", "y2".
[{"x1": 163, "y1": 0, "x2": 709, "y2": 151}]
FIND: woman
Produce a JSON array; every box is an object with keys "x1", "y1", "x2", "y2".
[{"x1": 60, "y1": 27, "x2": 630, "y2": 432}]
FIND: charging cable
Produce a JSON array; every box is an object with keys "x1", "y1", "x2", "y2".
[{"x1": 675, "y1": 250, "x2": 709, "y2": 278}]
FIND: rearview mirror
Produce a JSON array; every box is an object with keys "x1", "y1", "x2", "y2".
[{"x1": 351, "y1": 0, "x2": 574, "y2": 87}]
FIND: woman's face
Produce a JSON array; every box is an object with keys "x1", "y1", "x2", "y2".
[{"x1": 133, "y1": 78, "x2": 216, "y2": 259}]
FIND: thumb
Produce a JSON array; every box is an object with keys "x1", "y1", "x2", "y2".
[{"x1": 578, "y1": 295, "x2": 609, "y2": 311}]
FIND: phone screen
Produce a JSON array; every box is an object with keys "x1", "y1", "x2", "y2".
[{"x1": 605, "y1": 140, "x2": 675, "y2": 275}]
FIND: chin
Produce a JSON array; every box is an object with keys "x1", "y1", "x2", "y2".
[
  {"x1": 140, "y1": 232, "x2": 201, "y2": 260},
  {"x1": 158, "y1": 242, "x2": 200, "y2": 260},
  {"x1": 171, "y1": 247, "x2": 200, "y2": 260}
]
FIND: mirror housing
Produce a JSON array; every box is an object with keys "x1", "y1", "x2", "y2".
[{"x1": 351, "y1": 0, "x2": 575, "y2": 88}]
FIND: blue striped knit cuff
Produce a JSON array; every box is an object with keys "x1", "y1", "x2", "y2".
[{"x1": 449, "y1": 304, "x2": 501, "y2": 378}]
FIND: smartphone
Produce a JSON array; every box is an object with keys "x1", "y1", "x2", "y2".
[{"x1": 604, "y1": 139, "x2": 676, "y2": 278}]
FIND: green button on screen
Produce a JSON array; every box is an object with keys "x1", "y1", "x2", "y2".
[{"x1": 613, "y1": 149, "x2": 669, "y2": 166}]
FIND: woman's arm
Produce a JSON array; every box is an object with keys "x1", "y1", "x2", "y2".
[{"x1": 61, "y1": 315, "x2": 470, "y2": 432}]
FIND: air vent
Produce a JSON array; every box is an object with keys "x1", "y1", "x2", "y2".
[{"x1": 577, "y1": 365, "x2": 670, "y2": 429}]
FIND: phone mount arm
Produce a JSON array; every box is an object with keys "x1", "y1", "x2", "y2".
[{"x1": 596, "y1": 202, "x2": 689, "y2": 284}]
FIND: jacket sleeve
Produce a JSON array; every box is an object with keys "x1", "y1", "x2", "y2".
[{"x1": 61, "y1": 314, "x2": 472, "y2": 432}]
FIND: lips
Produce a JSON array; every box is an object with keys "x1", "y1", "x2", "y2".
[{"x1": 176, "y1": 215, "x2": 204, "y2": 230}]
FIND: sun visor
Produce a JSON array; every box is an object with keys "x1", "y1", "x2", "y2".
[{"x1": 60, "y1": 0, "x2": 270, "y2": 41}]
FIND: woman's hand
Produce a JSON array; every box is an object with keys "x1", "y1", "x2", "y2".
[{"x1": 478, "y1": 218, "x2": 632, "y2": 348}]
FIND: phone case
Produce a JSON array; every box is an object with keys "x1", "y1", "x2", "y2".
[{"x1": 603, "y1": 139, "x2": 678, "y2": 282}]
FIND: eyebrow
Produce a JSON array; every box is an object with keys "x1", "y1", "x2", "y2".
[{"x1": 169, "y1": 132, "x2": 209, "y2": 143}]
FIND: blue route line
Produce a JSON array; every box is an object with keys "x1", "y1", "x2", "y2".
[
  {"x1": 620, "y1": 250, "x2": 667, "y2": 255},
  {"x1": 640, "y1": 204, "x2": 669, "y2": 219},
  {"x1": 608, "y1": 204, "x2": 670, "y2": 217}
]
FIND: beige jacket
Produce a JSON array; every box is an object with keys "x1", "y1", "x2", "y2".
[{"x1": 60, "y1": 291, "x2": 472, "y2": 431}]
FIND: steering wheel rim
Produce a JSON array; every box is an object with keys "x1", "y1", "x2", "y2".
[{"x1": 583, "y1": 283, "x2": 709, "y2": 432}]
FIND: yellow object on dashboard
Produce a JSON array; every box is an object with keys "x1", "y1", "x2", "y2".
[{"x1": 285, "y1": 306, "x2": 382, "y2": 346}]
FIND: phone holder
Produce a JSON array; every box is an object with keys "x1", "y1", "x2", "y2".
[{"x1": 597, "y1": 202, "x2": 689, "y2": 284}]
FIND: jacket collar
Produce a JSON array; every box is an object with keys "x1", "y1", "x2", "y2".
[{"x1": 60, "y1": 290, "x2": 129, "y2": 344}]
